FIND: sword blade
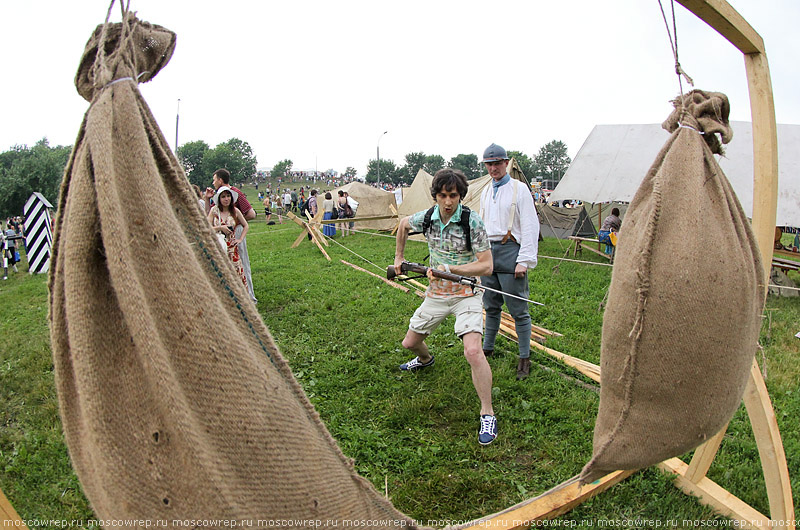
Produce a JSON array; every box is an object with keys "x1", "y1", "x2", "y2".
[{"x1": 473, "y1": 284, "x2": 545, "y2": 306}]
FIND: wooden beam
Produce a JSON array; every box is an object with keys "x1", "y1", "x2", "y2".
[
  {"x1": 0, "y1": 488, "x2": 28, "y2": 530},
  {"x1": 675, "y1": 0, "x2": 764, "y2": 54},
  {"x1": 685, "y1": 428, "x2": 728, "y2": 483},
  {"x1": 465, "y1": 471, "x2": 635, "y2": 529},
  {"x1": 742, "y1": 360, "x2": 794, "y2": 522},
  {"x1": 658, "y1": 458, "x2": 770, "y2": 529},
  {"x1": 318, "y1": 214, "x2": 399, "y2": 224},
  {"x1": 744, "y1": 50, "x2": 779, "y2": 277}
]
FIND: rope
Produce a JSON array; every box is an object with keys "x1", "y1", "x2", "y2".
[
  {"x1": 92, "y1": 0, "x2": 137, "y2": 90},
  {"x1": 322, "y1": 233, "x2": 388, "y2": 274},
  {"x1": 657, "y1": 0, "x2": 694, "y2": 105},
  {"x1": 539, "y1": 254, "x2": 614, "y2": 268}
]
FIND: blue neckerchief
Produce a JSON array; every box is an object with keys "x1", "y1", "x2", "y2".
[{"x1": 492, "y1": 173, "x2": 510, "y2": 198}]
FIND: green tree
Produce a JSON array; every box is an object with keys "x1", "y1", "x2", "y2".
[
  {"x1": 0, "y1": 139, "x2": 71, "y2": 218},
  {"x1": 448, "y1": 153, "x2": 481, "y2": 180},
  {"x1": 202, "y1": 138, "x2": 258, "y2": 186},
  {"x1": 176, "y1": 140, "x2": 210, "y2": 187},
  {"x1": 366, "y1": 159, "x2": 399, "y2": 185},
  {"x1": 343, "y1": 167, "x2": 357, "y2": 179},
  {"x1": 271, "y1": 159, "x2": 293, "y2": 180},
  {"x1": 404, "y1": 152, "x2": 427, "y2": 179},
  {"x1": 506, "y1": 150, "x2": 534, "y2": 180},
  {"x1": 423, "y1": 155, "x2": 445, "y2": 175},
  {"x1": 532, "y1": 140, "x2": 571, "y2": 183}
]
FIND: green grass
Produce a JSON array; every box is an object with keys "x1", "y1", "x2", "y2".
[{"x1": 1, "y1": 219, "x2": 799, "y2": 525}]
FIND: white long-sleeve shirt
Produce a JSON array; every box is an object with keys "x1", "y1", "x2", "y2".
[{"x1": 480, "y1": 177, "x2": 540, "y2": 269}]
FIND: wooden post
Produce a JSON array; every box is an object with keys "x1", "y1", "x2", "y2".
[{"x1": 0, "y1": 488, "x2": 28, "y2": 530}]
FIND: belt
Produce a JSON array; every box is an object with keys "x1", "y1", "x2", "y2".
[{"x1": 490, "y1": 233, "x2": 517, "y2": 244}]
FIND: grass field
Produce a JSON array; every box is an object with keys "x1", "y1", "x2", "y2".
[{"x1": 1, "y1": 189, "x2": 799, "y2": 525}]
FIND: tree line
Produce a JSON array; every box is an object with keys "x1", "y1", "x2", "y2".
[
  {"x1": 176, "y1": 138, "x2": 258, "y2": 188},
  {"x1": 0, "y1": 137, "x2": 571, "y2": 218},
  {"x1": 364, "y1": 140, "x2": 571, "y2": 186},
  {"x1": 0, "y1": 139, "x2": 71, "y2": 218}
]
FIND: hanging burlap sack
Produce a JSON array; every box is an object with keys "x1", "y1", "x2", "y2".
[
  {"x1": 580, "y1": 90, "x2": 765, "y2": 484},
  {"x1": 50, "y1": 9, "x2": 419, "y2": 526}
]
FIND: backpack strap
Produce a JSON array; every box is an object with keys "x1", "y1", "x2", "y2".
[
  {"x1": 460, "y1": 205, "x2": 473, "y2": 252},
  {"x1": 408, "y1": 206, "x2": 436, "y2": 238}
]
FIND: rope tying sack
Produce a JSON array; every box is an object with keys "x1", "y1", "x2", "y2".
[
  {"x1": 580, "y1": 90, "x2": 763, "y2": 484},
  {"x1": 49, "y1": 3, "x2": 421, "y2": 525}
]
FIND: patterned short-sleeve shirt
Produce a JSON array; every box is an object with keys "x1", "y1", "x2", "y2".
[{"x1": 408, "y1": 204, "x2": 490, "y2": 298}]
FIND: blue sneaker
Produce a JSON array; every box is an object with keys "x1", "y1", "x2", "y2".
[
  {"x1": 399, "y1": 355, "x2": 435, "y2": 371},
  {"x1": 478, "y1": 414, "x2": 498, "y2": 445}
]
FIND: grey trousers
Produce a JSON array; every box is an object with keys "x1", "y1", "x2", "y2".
[{"x1": 482, "y1": 241, "x2": 531, "y2": 358}]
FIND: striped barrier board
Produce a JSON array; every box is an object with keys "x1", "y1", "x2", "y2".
[{"x1": 23, "y1": 192, "x2": 54, "y2": 274}]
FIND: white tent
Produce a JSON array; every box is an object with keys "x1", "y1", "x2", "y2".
[
  {"x1": 333, "y1": 181, "x2": 397, "y2": 231},
  {"x1": 550, "y1": 122, "x2": 800, "y2": 227}
]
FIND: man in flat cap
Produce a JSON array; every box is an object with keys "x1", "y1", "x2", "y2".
[{"x1": 479, "y1": 143, "x2": 540, "y2": 380}]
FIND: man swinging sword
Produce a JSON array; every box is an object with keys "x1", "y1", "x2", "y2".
[{"x1": 394, "y1": 168, "x2": 498, "y2": 445}]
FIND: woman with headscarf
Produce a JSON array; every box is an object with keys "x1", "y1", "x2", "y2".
[{"x1": 208, "y1": 186, "x2": 250, "y2": 289}]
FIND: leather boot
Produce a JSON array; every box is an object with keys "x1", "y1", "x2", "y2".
[{"x1": 516, "y1": 357, "x2": 531, "y2": 380}]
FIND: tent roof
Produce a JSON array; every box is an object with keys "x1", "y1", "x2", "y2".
[
  {"x1": 397, "y1": 169, "x2": 434, "y2": 217},
  {"x1": 463, "y1": 158, "x2": 530, "y2": 211},
  {"x1": 549, "y1": 122, "x2": 800, "y2": 227}
]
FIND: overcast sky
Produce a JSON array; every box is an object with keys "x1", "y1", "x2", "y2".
[{"x1": 2, "y1": 1, "x2": 799, "y2": 177}]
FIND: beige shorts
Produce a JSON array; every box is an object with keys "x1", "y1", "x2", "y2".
[{"x1": 408, "y1": 293, "x2": 484, "y2": 338}]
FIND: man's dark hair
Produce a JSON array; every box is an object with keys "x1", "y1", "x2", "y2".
[
  {"x1": 612, "y1": 207, "x2": 620, "y2": 216},
  {"x1": 430, "y1": 168, "x2": 468, "y2": 200},
  {"x1": 213, "y1": 168, "x2": 231, "y2": 184},
  {"x1": 338, "y1": 190, "x2": 344, "y2": 197}
]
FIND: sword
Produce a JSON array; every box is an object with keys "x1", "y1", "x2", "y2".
[{"x1": 387, "y1": 261, "x2": 544, "y2": 307}]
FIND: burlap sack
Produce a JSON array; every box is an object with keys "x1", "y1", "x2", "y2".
[
  {"x1": 50, "y1": 12, "x2": 419, "y2": 526},
  {"x1": 580, "y1": 90, "x2": 765, "y2": 484}
]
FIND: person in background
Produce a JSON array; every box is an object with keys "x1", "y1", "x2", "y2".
[
  {"x1": 598, "y1": 207, "x2": 622, "y2": 255},
  {"x1": 322, "y1": 191, "x2": 337, "y2": 238},
  {"x1": 3, "y1": 222, "x2": 20, "y2": 280},
  {"x1": 208, "y1": 186, "x2": 249, "y2": 290},
  {"x1": 336, "y1": 190, "x2": 350, "y2": 236},
  {"x1": 308, "y1": 189, "x2": 319, "y2": 217},
  {"x1": 192, "y1": 184, "x2": 205, "y2": 211},
  {"x1": 204, "y1": 169, "x2": 257, "y2": 302},
  {"x1": 345, "y1": 192, "x2": 358, "y2": 233},
  {"x1": 283, "y1": 189, "x2": 292, "y2": 214},
  {"x1": 291, "y1": 189, "x2": 299, "y2": 213},
  {"x1": 479, "y1": 143, "x2": 540, "y2": 381},
  {"x1": 393, "y1": 168, "x2": 497, "y2": 445},
  {"x1": 263, "y1": 194, "x2": 273, "y2": 224}
]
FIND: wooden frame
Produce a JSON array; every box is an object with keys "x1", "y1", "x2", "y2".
[
  {"x1": 568, "y1": 236, "x2": 614, "y2": 263},
  {"x1": 463, "y1": 0, "x2": 792, "y2": 527}
]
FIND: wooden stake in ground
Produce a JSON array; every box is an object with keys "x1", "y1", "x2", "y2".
[{"x1": 286, "y1": 211, "x2": 331, "y2": 261}]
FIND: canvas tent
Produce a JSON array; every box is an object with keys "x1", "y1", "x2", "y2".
[
  {"x1": 398, "y1": 158, "x2": 531, "y2": 217},
  {"x1": 549, "y1": 122, "x2": 800, "y2": 227},
  {"x1": 536, "y1": 203, "x2": 597, "y2": 239},
  {"x1": 397, "y1": 169, "x2": 435, "y2": 217},
  {"x1": 333, "y1": 181, "x2": 397, "y2": 231},
  {"x1": 462, "y1": 157, "x2": 531, "y2": 212}
]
